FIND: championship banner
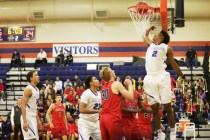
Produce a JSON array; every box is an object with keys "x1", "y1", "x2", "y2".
[{"x1": 52, "y1": 44, "x2": 99, "y2": 57}]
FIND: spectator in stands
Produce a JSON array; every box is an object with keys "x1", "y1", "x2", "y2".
[
  {"x1": 0, "y1": 79, "x2": 4, "y2": 101},
  {"x1": 46, "y1": 75, "x2": 54, "y2": 85},
  {"x1": 1, "y1": 114, "x2": 12, "y2": 140},
  {"x1": 39, "y1": 85, "x2": 47, "y2": 100},
  {"x1": 10, "y1": 98, "x2": 23, "y2": 140},
  {"x1": 34, "y1": 48, "x2": 47, "y2": 69},
  {"x1": 137, "y1": 76, "x2": 143, "y2": 87},
  {"x1": 10, "y1": 49, "x2": 21, "y2": 69},
  {"x1": 37, "y1": 99, "x2": 46, "y2": 118},
  {"x1": 185, "y1": 47, "x2": 198, "y2": 68},
  {"x1": 63, "y1": 85, "x2": 74, "y2": 103},
  {"x1": 55, "y1": 50, "x2": 64, "y2": 66},
  {"x1": 66, "y1": 102, "x2": 76, "y2": 116},
  {"x1": 170, "y1": 77, "x2": 177, "y2": 91},
  {"x1": 116, "y1": 76, "x2": 121, "y2": 82},
  {"x1": 76, "y1": 85, "x2": 85, "y2": 97},
  {"x1": 74, "y1": 75, "x2": 82, "y2": 87},
  {"x1": 55, "y1": 76, "x2": 63, "y2": 94},
  {"x1": 64, "y1": 78, "x2": 73, "y2": 89},
  {"x1": 199, "y1": 89, "x2": 207, "y2": 103},
  {"x1": 136, "y1": 85, "x2": 144, "y2": 96},
  {"x1": 64, "y1": 51, "x2": 73, "y2": 66},
  {"x1": 43, "y1": 79, "x2": 50, "y2": 90}
]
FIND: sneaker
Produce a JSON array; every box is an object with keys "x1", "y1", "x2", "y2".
[
  {"x1": 157, "y1": 132, "x2": 165, "y2": 140},
  {"x1": 170, "y1": 131, "x2": 176, "y2": 140}
]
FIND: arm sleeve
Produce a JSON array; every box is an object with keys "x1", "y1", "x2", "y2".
[{"x1": 80, "y1": 91, "x2": 89, "y2": 104}]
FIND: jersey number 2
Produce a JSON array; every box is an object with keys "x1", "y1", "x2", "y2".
[{"x1": 152, "y1": 51, "x2": 158, "y2": 57}]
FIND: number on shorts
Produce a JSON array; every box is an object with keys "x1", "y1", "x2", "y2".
[
  {"x1": 93, "y1": 103, "x2": 102, "y2": 110},
  {"x1": 101, "y1": 89, "x2": 109, "y2": 100},
  {"x1": 152, "y1": 51, "x2": 158, "y2": 57}
]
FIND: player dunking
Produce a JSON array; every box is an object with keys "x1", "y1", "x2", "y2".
[
  {"x1": 21, "y1": 71, "x2": 41, "y2": 140},
  {"x1": 142, "y1": 26, "x2": 186, "y2": 140},
  {"x1": 46, "y1": 94, "x2": 68, "y2": 140},
  {"x1": 78, "y1": 75, "x2": 102, "y2": 140},
  {"x1": 99, "y1": 67, "x2": 133, "y2": 140}
]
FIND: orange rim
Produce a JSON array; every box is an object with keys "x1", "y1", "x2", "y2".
[{"x1": 128, "y1": 5, "x2": 157, "y2": 13}]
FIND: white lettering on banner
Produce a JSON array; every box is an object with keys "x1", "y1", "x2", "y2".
[{"x1": 52, "y1": 44, "x2": 99, "y2": 57}]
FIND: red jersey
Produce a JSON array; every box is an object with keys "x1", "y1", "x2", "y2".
[
  {"x1": 101, "y1": 81, "x2": 122, "y2": 118},
  {"x1": 52, "y1": 103, "x2": 65, "y2": 125},
  {"x1": 122, "y1": 91, "x2": 139, "y2": 118},
  {"x1": 138, "y1": 102, "x2": 152, "y2": 125}
]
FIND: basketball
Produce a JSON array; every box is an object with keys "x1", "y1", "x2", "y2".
[{"x1": 137, "y1": 1, "x2": 148, "y2": 14}]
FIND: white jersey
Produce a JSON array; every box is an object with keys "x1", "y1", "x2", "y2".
[
  {"x1": 145, "y1": 43, "x2": 168, "y2": 74},
  {"x1": 79, "y1": 89, "x2": 101, "y2": 122},
  {"x1": 24, "y1": 85, "x2": 39, "y2": 116}
]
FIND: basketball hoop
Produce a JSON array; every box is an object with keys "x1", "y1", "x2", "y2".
[{"x1": 128, "y1": 4, "x2": 156, "y2": 38}]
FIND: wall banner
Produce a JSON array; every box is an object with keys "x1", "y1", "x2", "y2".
[{"x1": 52, "y1": 44, "x2": 99, "y2": 57}]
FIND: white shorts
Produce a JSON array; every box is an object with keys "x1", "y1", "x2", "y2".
[
  {"x1": 21, "y1": 115, "x2": 39, "y2": 140},
  {"x1": 78, "y1": 119, "x2": 101, "y2": 140},
  {"x1": 143, "y1": 71, "x2": 173, "y2": 105}
]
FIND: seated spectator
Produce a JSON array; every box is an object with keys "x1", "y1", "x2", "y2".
[
  {"x1": 66, "y1": 102, "x2": 76, "y2": 115},
  {"x1": 0, "y1": 79, "x2": 4, "y2": 101},
  {"x1": 76, "y1": 85, "x2": 85, "y2": 97},
  {"x1": 54, "y1": 76, "x2": 63, "y2": 94},
  {"x1": 199, "y1": 89, "x2": 207, "y2": 103},
  {"x1": 10, "y1": 50, "x2": 21, "y2": 69},
  {"x1": 185, "y1": 47, "x2": 198, "y2": 68},
  {"x1": 64, "y1": 51, "x2": 73, "y2": 66},
  {"x1": 39, "y1": 85, "x2": 47, "y2": 99},
  {"x1": 37, "y1": 99, "x2": 46, "y2": 117},
  {"x1": 55, "y1": 50, "x2": 64, "y2": 66},
  {"x1": 1, "y1": 114, "x2": 12, "y2": 140},
  {"x1": 64, "y1": 78, "x2": 73, "y2": 89},
  {"x1": 34, "y1": 48, "x2": 47, "y2": 69},
  {"x1": 46, "y1": 75, "x2": 54, "y2": 85},
  {"x1": 43, "y1": 79, "x2": 50, "y2": 90},
  {"x1": 136, "y1": 85, "x2": 144, "y2": 95},
  {"x1": 63, "y1": 85, "x2": 74, "y2": 103},
  {"x1": 74, "y1": 75, "x2": 82, "y2": 87},
  {"x1": 137, "y1": 76, "x2": 143, "y2": 87}
]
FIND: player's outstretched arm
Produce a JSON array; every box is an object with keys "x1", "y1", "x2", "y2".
[
  {"x1": 22, "y1": 88, "x2": 32, "y2": 132},
  {"x1": 167, "y1": 46, "x2": 185, "y2": 78},
  {"x1": 115, "y1": 79, "x2": 134, "y2": 100},
  {"x1": 143, "y1": 26, "x2": 155, "y2": 46}
]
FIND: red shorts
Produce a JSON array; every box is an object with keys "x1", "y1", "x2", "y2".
[
  {"x1": 138, "y1": 124, "x2": 152, "y2": 140},
  {"x1": 100, "y1": 114, "x2": 124, "y2": 140},
  {"x1": 122, "y1": 118, "x2": 140, "y2": 140},
  {"x1": 50, "y1": 124, "x2": 67, "y2": 138}
]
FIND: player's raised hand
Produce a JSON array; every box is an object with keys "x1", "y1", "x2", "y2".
[
  {"x1": 49, "y1": 123, "x2": 54, "y2": 128},
  {"x1": 150, "y1": 26, "x2": 156, "y2": 30},
  {"x1": 124, "y1": 79, "x2": 132, "y2": 86}
]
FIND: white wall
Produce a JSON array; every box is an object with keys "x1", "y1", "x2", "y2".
[
  {"x1": 0, "y1": 19, "x2": 208, "y2": 63},
  {"x1": 1, "y1": 18, "x2": 210, "y2": 43}
]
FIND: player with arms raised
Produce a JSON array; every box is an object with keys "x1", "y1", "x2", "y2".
[
  {"x1": 142, "y1": 26, "x2": 186, "y2": 140},
  {"x1": 99, "y1": 67, "x2": 133, "y2": 140}
]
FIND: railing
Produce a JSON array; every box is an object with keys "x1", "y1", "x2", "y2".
[{"x1": 202, "y1": 45, "x2": 209, "y2": 102}]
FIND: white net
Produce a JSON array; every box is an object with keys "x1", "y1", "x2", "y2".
[{"x1": 128, "y1": 5, "x2": 156, "y2": 38}]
